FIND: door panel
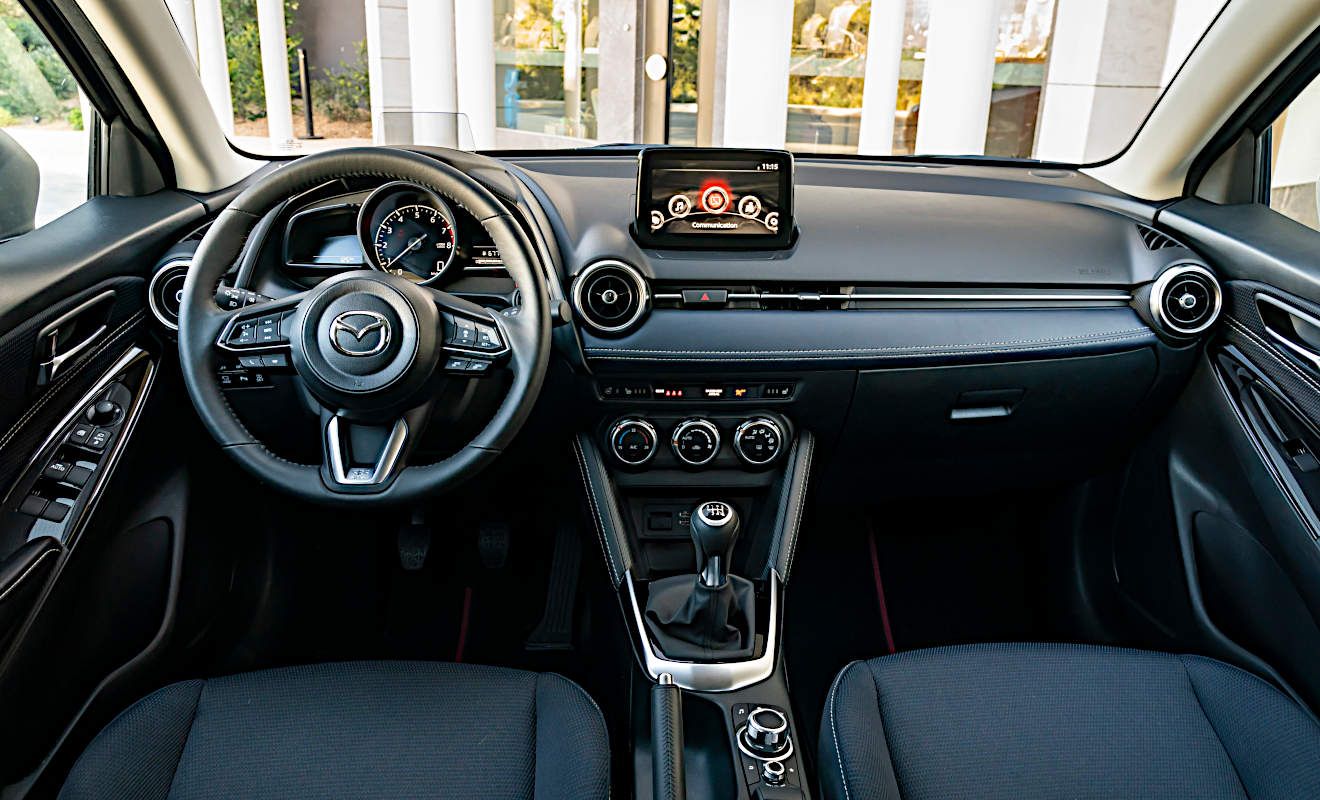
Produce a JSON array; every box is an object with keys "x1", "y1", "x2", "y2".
[{"x1": 1128, "y1": 198, "x2": 1320, "y2": 709}]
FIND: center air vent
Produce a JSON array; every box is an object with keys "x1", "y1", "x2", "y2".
[
  {"x1": 572, "y1": 260, "x2": 650, "y2": 335},
  {"x1": 1150, "y1": 263, "x2": 1221, "y2": 337},
  {"x1": 148, "y1": 259, "x2": 192, "y2": 331}
]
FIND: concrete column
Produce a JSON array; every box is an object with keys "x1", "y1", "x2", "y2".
[
  {"x1": 454, "y1": 0, "x2": 496, "y2": 149},
  {"x1": 165, "y1": 0, "x2": 198, "y2": 67},
  {"x1": 1034, "y1": 0, "x2": 1178, "y2": 163},
  {"x1": 256, "y1": 0, "x2": 294, "y2": 144},
  {"x1": 407, "y1": 0, "x2": 460, "y2": 147},
  {"x1": 596, "y1": 0, "x2": 642, "y2": 143},
  {"x1": 719, "y1": 0, "x2": 793, "y2": 149},
  {"x1": 193, "y1": 0, "x2": 234, "y2": 135},
  {"x1": 365, "y1": 0, "x2": 413, "y2": 144},
  {"x1": 562, "y1": 0, "x2": 583, "y2": 138},
  {"x1": 856, "y1": 0, "x2": 905, "y2": 156},
  {"x1": 914, "y1": 0, "x2": 999, "y2": 156}
]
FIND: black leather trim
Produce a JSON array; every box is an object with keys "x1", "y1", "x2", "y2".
[
  {"x1": 572, "y1": 433, "x2": 634, "y2": 588},
  {"x1": 0, "y1": 536, "x2": 61, "y2": 650},
  {"x1": 581, "y1": 307, "x2": 1156, "y2": 371},
  {"x1": 650, "y1": 681, "x2": 686, "y2": 800},
  {"x1": 763, "y1": 431, "x2": 815, "y2": 583}
]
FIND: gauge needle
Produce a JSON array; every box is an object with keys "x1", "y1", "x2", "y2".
[{"x1": 382, "y1": 234, "x2": 428, "y2": 271}]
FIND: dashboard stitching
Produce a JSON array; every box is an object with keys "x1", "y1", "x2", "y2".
[
  {"x1": 0, "y1": 311, "x2": 143, "y2": 457},
  {"x1": 584, "y1": 332, "x2": 1154, "y2": 361},
  {"x1": 784, "y1": 433, "x2": 814, "y2": 581},
  {"x1": 1225, "y1": 318, "x2": 1320, "y2": 398},
  {"x1": 583, "y1": 328, "x2": 1153, "y2": 357},
  {"x1": 0, "y1": 547, "x2": 58, "y2": 605},
  {"x1": 573, "y1": 435, "x2": 619, "y2": 586}
]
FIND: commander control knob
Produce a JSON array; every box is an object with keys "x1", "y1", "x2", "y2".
[
  {"x1": 733, "y1": 417, "x2": 785, "y2": 466},
  {"x1": 744, "y1": 707, "x2": 791, "y2": 758},
  {"x1": 671, "y1": 418, "x2": 720, "y2": 467},
  {"x1": 609, "y1": 418, "x2": 658, "y2": 466}
]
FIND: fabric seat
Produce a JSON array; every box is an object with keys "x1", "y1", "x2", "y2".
[
  {"x1": 60, "y1": 661, "x2": 609, "y2": 800},
  {"x1": 820, "y1": 643, "x2": 1320, "y2": 800}
]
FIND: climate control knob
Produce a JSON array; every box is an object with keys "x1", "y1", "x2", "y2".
[
  {"x1": 733, "y1": 417, "x2": 785, "y2": 466},
  {"x1": 671, "y1": 418, "x2": 721, "y2": 467},
  {"x1": 609, "y1": 418, "x2": 658, "y2": 466}
]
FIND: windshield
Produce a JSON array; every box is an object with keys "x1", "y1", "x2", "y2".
[{"x1": 168, "y1": 0, "x2": 1226, "y2": 163}]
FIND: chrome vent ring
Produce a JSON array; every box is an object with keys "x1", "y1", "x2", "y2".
[
  {"x1": 1150, "y1": 263, "x2": 1221, "y2": 337},
  {"x1": 148, "y1": 259, "x2": 192, "y2": 331},
  {"x1": 571, "y1": 260, "x2": 651, "y2": 335}
]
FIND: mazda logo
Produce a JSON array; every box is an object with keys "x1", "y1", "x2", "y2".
[{"x1": 329, "y1": 311, "x2": 391, "y2": 357}]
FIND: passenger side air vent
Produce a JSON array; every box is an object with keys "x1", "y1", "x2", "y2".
[
  {"x1": 148, "y1": 259, "x2": 191, "y2": 331},
  {"x1": 571, "y1": 260, "x2": 650, "y2": 335},
  {"x1": 1149, "y1": 263, "x2": 1221, "y2": 337},
  {"x1": 1137, "y1": 224, "x2": 1186, "y2": 251}
]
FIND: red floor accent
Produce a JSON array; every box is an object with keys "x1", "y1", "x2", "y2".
[
  {"x1": 455, "y1": 586, "x2": 472, "y2": 663},
  {"x1": 868, "y1": 527, "x2": 897, "y2": 654}
]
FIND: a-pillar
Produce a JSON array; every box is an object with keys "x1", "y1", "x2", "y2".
[
  {"x1": 1034, "y1": 0, "x2": 1178, "y2": 163},
  {"x1": 913, "y1": 0, "x2": 999, "y2": 156}
]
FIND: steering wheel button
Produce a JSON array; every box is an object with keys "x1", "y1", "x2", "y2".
[
  {"x1": 238, "y1": 355, "x2": 264, "y2": 368},
  {"x1": 260, "y1": 353, "x2": 289, "y2": 368},
  {"x1": 445, "y1": 357, "x2": 470, "y2": 372},
  {"x1": 465, "y1": 360, "x2": 490, "y2": 373}
]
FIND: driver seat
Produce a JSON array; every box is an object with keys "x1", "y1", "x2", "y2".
[{"x1": 58, "y1": 661, "x2": 610, "y2": 800}]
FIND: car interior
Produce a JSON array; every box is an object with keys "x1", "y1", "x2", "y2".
[{"x1": 5, "y1": 0, "x2": 1320, "y2": 797}]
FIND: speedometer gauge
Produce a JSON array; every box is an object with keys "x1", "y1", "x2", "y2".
[
  {"x1": 357, "y1": 181, "x2": 460, "y2": 284},
  {"x1": 373, "y1": 204, "x2": 456, "y2": 280}
]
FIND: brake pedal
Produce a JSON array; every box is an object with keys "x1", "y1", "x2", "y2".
[
  {"x1": 397, "y1": 523, "x2": 431, "y2": 571},
  {"x1": 478, "y1": 520, "x2": 510, "y2": 569}
]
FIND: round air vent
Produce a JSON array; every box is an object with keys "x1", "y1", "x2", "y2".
[
  {"x1": 148, "y1": 259, "x2": 191, "y2": 331},
  {"x1": 571, "y1": 260, "x2": 650, "y2": 335},
  {"x1": 1149, "y1": 263, "x2": 1221, "y2": 337}
]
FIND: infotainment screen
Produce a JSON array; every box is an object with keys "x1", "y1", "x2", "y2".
[{"x1": 635, "y1": 148, "x2": 794, "y2": 249}]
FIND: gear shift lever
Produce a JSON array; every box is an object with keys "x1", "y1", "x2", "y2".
[
  {"x1": 691, "y1": 500, "x2": 740, "y2": 587},
  {"x1": 644, "y1": 499, "x2": 756, "y2": 660}
]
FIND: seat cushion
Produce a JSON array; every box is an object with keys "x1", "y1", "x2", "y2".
[
  {"x1": 60, "y1": 661, "x2": 609, "y2": 800},
  {"x1": 819, "y1": 643, "x2": 1320, "y2": 800}
]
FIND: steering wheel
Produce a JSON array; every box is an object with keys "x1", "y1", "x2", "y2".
[{"x1": 177, "y1": 148, "x2": 551, "y2": 505}]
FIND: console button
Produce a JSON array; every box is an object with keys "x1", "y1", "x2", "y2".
[
  {"x1": 609, "y1": 418, "x2": 658, "y2": 466},
  {"x1": 68, "y1": 423, "x2": 93, "y2": 445},
  {"x1": 743, "y1": 706, "x2": 790, "y2": 758},
  {"x1": 85, "y1": 400, "x2": 121, "y2": 426},
  {"x1": 86, "y1": 428, "x2": 112, "y2": 451},
  {"x1": 671, "y1": 418, "x2": 720, "y2": 467},
  {"x1": 19, "y1": 495, "x2": 47, "y2": 517},
  {"x1": 43, "y1": 461, "x2": 72, "y2": 482},
  {"x1": 763, "y1": 383, "x2": 794, "y2": 399},
  {"x1": 67, "y1": 465, "x2": 93, "y2": 488},
  {"x1": 734, "y1": 417, "x2": 785, "y2": 466},
  {"x1": 681, "y1": 288, "x2": 729, "y2": 306}
]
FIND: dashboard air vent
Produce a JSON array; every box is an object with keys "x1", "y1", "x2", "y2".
[
  {"x1": 1137, "y1": 224, "x2": 1185, "y2": 251},
  {"x1": 1150, "y1": 263, "x2": 1221, "y2": 337},
  {"x1": 148, "y1": 259, "x2": 191, "y2": 331},
  {"x1": 571, "y1": 260, "x2": 650, "y2": 335}
]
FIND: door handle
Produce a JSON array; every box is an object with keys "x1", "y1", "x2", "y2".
[
  {"x1": 1257, "y1": 293, "x2": 1320, "y2": 371},
  {"x1": 36, "y1": 290, "x2": 115, "y2": 385}
]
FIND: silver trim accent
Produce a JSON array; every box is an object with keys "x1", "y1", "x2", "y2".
[
  {"x1": 1149, "y1": 263, "x2": 1222, "y2": 336},
  {"x1": 358, "y1": 181, "x2": 460, "y2": 285},
  {"x1": 626, "y1": 568, "x2": 781, "y2": 692},
  {"x1": 1256, "y1": 293, "x2": 1320, "y2": 372},
  {"x1": 654, "y1": 289, "x2": 1133, "y2": 305},
  {"x1": 696, "y1": 500, "x2": 734, "y2": 527},
  {"x1": 325, "y1": 416, "x2": 409, "y2": 485},
  {"x1": 671, "y1": 418, "x2": 720, "y2": 467},
  {"x1": 734, "y1": 417, "x2": 784, "y2": 466},
  {"x1": 147, "y1": 259, "x2": 191, "y2": 331},
  {"x1": 571, "y1": 259, "x2": 651, "y2": 334},
  {"x1": 608, "y1": 418, "x2": 659, "y2": 466}
]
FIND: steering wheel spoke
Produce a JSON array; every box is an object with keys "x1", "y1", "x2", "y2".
[{"x1": 320, "y1": 402, "x2": 431, "y2": 490}]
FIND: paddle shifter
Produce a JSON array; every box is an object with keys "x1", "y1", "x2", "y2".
[
  {"x1": 692, "y1": 500, "x2": 740, "y2": 587},
  {"x1": 644, "y1": 500, "x2": 757, "y2": 660}
]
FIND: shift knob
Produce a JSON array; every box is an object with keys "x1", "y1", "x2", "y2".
[{"x1": 691, "y1": 500, "x2": 740, "y2": 587}]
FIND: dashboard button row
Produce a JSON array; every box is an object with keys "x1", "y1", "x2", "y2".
[{"x1": 598, "y1": 381, "x2": 795, "y2": 401}]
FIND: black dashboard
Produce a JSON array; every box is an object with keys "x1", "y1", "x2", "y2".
[{"x1": 148, "y1": 146, "x2": 1221, "y2": 498}]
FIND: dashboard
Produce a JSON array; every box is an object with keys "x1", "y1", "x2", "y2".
[{"x1": 147, "y1": 146, "x2": 1221, "y2": 499}]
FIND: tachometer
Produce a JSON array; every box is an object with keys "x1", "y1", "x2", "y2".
[{"x1": 357, "y1": 182, "x2": 459, "y2": 283}]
